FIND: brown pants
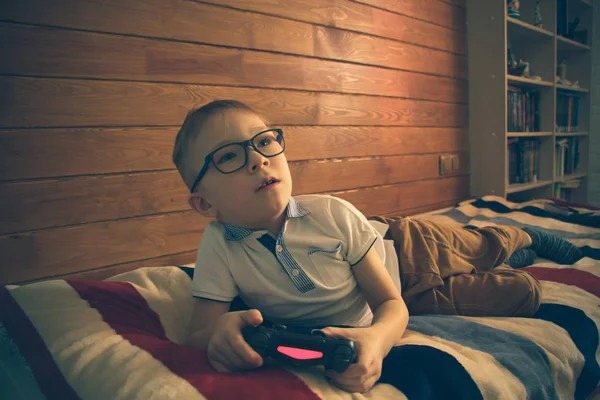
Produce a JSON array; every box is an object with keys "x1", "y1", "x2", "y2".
[{"x1": 370, "y1": 216, "x2": 542, "y2": 317}]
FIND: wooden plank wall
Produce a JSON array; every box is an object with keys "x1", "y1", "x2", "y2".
[{"x1": 0, "y1": 0, "x2": 469, "y2": 285}]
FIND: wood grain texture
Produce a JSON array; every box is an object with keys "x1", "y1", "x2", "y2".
[
  {"x1": 1, "y1": 0, "x2": 313, "y2": 56},
  {"x1": 0, "y1": 126, "x2": 467, "y2": 180},
  {"x1": 0, "y1": 127, "x2": 176, "y2": 180},
  {"x1": 0, "y1": 172, "x2": 190, "y2": 235},
  {"x1": 0, "y1": 77, "x2": 467, "y2": 128},
  {"x1": 0, "y1": 21, "x2": 466, "y2": 79},
  {"x1": 0, "y1": 176, "x2": 468, "y2": 285},
  {"x1": 0, "y1": 0, "x2": 465, "y2": 54},
  {"x1": 352, "y1": 0, "x2": 466, "y2": 31},
  {"x1": 200, "y1": 0, "x2": 466, "y2": 54},
  {"x1": 334, "y1": 175, "x2": 469, "y2": 215},
  {"x1": 313, "y1": 26, "x2": 467, "y2": 79},
  {"x1": 0, "y1": 154, "x2": 468, "y2": 234},
  {"x1": 0, "y1": 24, "x2": 466, "y2": 102},
  {"x1": 0, "y1": 211, "x2": 206, "y2": 284}
]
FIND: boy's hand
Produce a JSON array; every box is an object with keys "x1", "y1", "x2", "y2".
[
  {"x1": 320, "y1": 326, "x2": 388, "y2": 393},
  {"x1": 207, "y1": 309, "x2": 264, "y2": 373}
]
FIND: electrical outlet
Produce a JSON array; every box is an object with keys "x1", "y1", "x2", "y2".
[
  {"x1": 439, "y1": 155, "x2": 453, "y2": 175},
  {"x1": 451, "y1": 154, "x2": 460, "y2": 172},
  {"x1": 440, "y1": 154, "x2": 460, "y2": 175}
]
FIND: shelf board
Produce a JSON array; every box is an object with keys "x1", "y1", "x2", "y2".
[
  {"x1": 556, "y1": 131, "x2": 588, "y2": 136},
  {"x1": 506, "y1": 180, "x2": 553, "y2": 194},
  {"x1": 507, "y1": 17, "x2": 554, "y2": 38},
  {"x1": 507, "y1": 131, "x2": 553, "y2": 137},
  {"x1": 556, "y1": 84, "x2": 589, "y2": 93},
  {"x1": 507, "y1": 75, "x2": 554, "y2": 88},
  {"x1": 556, "y1": 35, "x2": 591, "y2": 51},
  {"x1": 555, "y1": 172, "x2": 587, "y2": 183}
]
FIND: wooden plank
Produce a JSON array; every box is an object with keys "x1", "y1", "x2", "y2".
[
  {"x1": 0, "y1": 127, "x2": 176, "y2": 180},
  {"x1": 352, "y1": 0, "x2": 466, "y2": 31},
  {"x1": 0, "y1": 0, "x2": 465, "y2": 54},
  {"x1": 506, "y1": 180, "x2": 553, "y2": 194},
  {"x1": 0, "y1": 1, "x2": 314, "y2": 59},
  {"x1": 0, "y1": 177, "x2": 468, "y2": 285},
  {"x1": 291, "y1": 153, "x2": 469, "y2": 194},
  {"x1": 0, "y1": 171, "x2": 190, "y2": 235},
  {"x1": 17, "y1": 251, "x2": 197, "y2": 284},
  {"x1": 314, "y1": 26, "x2": 467, "y2": 79},
  {"x1": 333, "y1": 175, "x2": 469, "y2": 216},
  {"x1": 439, "y1": 0, "x2": 465, "y2": 7},
  {"x1": 387, "y1": 198, "x2": 463, "y2": 217},
  {"x1": 315, "y1": 92, "x2": 467, "y2": 126},
  {"x1": 1, "y1": 153, "x2": 468, "y2": 234},
  {"x1": 0, "y1": 76, "x2": 468, "y2": 128},
  {"x1": 201, "y1": 0, "x2": 466, "y2": 54},
  {"x1": 0, "y1": 22, "x2": 466, "y2": 80},
  {"x1": 507, "y1": 75, "x2": 554, "y2": 88},
  {"x1": 0, "y1": 126, "x2": 467, "y2": 180},
  {"x1": 0, "y1": 23, "x2": 467, "y2": 102},
  {"x1": 0, "y1": 211, "x2": 206, "y2": 285}
]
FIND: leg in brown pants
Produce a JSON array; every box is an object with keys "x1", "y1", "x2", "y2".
[{"x1": 370, "y1": 216, "x2": 542, "y2": 317}]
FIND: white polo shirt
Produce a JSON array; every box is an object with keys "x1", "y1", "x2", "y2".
[{"x1": 191, "y1": 194, "x2": 395, "y2": 327}]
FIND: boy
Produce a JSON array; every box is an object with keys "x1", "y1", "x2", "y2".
[{"x1": 173, "y1": 100, "x2": 583, "y2": 393}]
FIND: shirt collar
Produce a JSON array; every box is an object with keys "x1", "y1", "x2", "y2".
[{"x1": 223, "y1": 197, "x2": 310, "y2": 241}]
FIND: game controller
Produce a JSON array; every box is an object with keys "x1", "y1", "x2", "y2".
[{"x1": 242, "y1": 324, "x2": 357, "y2": 373}]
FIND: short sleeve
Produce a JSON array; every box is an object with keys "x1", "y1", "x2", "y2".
[
  {"x1": 327, "y1": 196, "x2": 379, "y2": 266},
  {"x1": 191, "y1": 223, "x2": 238, "y2": 302}
]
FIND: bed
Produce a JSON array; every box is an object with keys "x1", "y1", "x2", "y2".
[{"x1": 1, "y1": 195, "x2": 599, "y2": 400}]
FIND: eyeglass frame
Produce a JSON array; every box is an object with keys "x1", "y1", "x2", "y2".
[{"x1": 189, "y1": 128, "x2": 286, "y2": 193}]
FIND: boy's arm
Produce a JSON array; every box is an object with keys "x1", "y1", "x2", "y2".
[
  {"x1": 185, "y1": 297, "x2": 231, "y2": 348},
  {"x1": 186, "y1": 297, "x2": 265, "y2": 372},
  {"x1": 353, "y1": 246, "x2": 409, "y2": 351},
  {"x1": 321, "y1": 246, "x2": 408, "y2": 392}
]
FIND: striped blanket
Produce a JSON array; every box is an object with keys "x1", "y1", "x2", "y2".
[{"x1": 1, "y1": 195, "x2": 598, "y2": 400}]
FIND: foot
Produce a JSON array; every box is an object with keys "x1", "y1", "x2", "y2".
[
  {"x1": 505, "y1": 248, "x2": 537, "y2": 269},
  {"x1": 522, "y1": 227, "x2": 583, "y2": 265}
]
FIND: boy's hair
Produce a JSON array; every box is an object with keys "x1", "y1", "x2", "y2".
[{"x1": 172, "y1": 100, "x2": 265, "y2": 190}]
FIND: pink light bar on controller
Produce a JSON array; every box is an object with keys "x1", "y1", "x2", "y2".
[{"x1": 277, "y1": 346, "x2": 323, "y2": 360}]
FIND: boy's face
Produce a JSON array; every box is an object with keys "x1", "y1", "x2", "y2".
[{"x1": 188, "y1": 109, "x2": 293, "y2": 230}]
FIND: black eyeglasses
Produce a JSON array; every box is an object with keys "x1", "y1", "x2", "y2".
[{"x1": 190, "y1": 128, "x2": 286, "y2": 192}]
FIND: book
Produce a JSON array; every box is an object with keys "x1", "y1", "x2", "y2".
[
  {"x1": 507, "y1": 87, "x2": 539, "y2": 132},
  {"x1": 507, "y1": 138, "x2": 541, "y2": 184}
]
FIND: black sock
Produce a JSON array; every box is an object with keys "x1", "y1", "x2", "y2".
[
  {"x1": 505, "y1": 248, "x2": 537, "y2": 269},
  {"x1": 522, "y1": 227, "x2": 583, "y2": 265}
]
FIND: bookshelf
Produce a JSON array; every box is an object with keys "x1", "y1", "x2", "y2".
[{"x1": 466, "y1": 0, "x2": 593, "y2": 203}]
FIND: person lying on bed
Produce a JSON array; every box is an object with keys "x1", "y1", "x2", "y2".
[{"x1": 172, "y1": 100, "x2": 583, "y2": 393}]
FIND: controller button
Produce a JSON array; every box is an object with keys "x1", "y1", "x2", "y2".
[
  {"x1": 310, "y1": 329, "x2": 326, "y2": 337},
  {"x1": 335, "y1": 347, "x2": 352, "y2": 356}
]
